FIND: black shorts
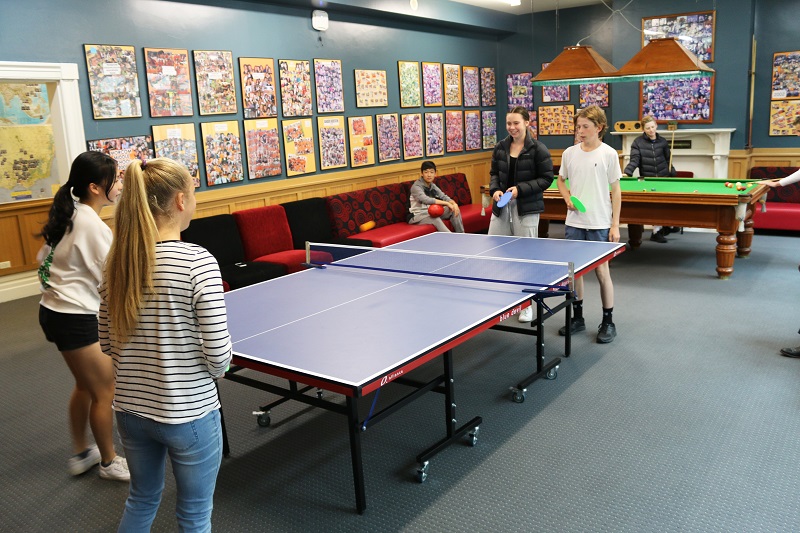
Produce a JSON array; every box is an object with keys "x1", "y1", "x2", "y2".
[{"x1": 39, "y1": 305, "x2": 99, "y2": 352}]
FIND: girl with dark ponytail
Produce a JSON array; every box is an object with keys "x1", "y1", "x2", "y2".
[{"x1": 37, "y1": 151, "x2": 129, "y2": 481}]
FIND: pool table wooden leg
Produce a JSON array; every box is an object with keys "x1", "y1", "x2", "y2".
[
  {"x1": 627, "y1": 224, "x2": 643, "y2": 249},
  {"x1": 716, "y1": 232, "x2": 737, "y2": 279},
  {"x1": 736, "y1": 206, "x2": 755, "y2": 258}
]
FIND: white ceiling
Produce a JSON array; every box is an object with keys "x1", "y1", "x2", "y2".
[{"x1": 448, "y1": 0, "x2": 605, "y2": 15}]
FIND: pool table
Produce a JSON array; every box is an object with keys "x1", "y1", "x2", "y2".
[{"x1": 538, "y1": 177, "x2": 770, "y2": 279}]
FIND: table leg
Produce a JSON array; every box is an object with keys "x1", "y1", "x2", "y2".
[
  {"x1": 627, "y1": 224, "x2": 644, "y2": 249},
  {"x1": 716, "y1": 232, "x2": 737, "y2": 279},
  {"x1": 539, "y1": 219, "x2": 550, "y2": 238},
  {"x1": 346, "y1": 397, "x2": 367, "y2": 514},
  {"x1": 737, "y1": 205, "x2": 755, "y2": 258}
]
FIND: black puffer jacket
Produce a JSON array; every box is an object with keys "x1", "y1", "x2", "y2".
[
  {"x1": 623, "y1": 132, "x2": 676, "y2": 177},
  {"x1": 489, "y1": 133, "x2": 554, "y2": 217}
]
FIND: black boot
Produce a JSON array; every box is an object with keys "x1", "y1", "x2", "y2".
[{"x1": 650, "y1": 229, "x2": 667, "y2": 243}]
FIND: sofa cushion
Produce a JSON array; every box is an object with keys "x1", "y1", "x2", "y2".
[
  {"x1": 752, "y1": 203, "x2": 800, "y2": 231},
  {"x1": 233, "y1": 205, "x2": 294, "y2": 260},
  {"x1": 357, "y1": 222, "x2": 435, "y2": 247},
  {"x1": 435, "y1": 173, "x2": 473, "y2": 205},
  {"x1": 220, "y1": 262, "x2": 286, "y2": 290},
  {"x1": 254, "y1": 249, "x2": 332, "y2": 274},
  {"x1": 458, "y1": 204, "x2": 490, "y2": 234},
  {"x1": 181, "y1": 214, "x2": 246, "y2": 266},
  {"x1": 749, "y1": 167, "x2": 800, "y2": 203},
  {"x1": 326, "y1": 183, "x2": 409, "y2": 238}
]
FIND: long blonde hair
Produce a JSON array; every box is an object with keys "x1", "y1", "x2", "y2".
[{"x1": 104, "y1": 158, "x2": 192, "y2": 342}]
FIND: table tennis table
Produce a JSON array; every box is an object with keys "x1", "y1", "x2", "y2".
[{"x1": 222, "y1": 232, "x2": 625, "y2": 513}]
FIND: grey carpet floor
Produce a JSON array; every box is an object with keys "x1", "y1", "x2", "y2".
[{"x1": 1, "y1": 226, "x2": 799, "y2": 532}]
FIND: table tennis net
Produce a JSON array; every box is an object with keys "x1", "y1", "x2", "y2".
[{"x1": 305, "y1": 242, "x2": 574, "y2": 293}]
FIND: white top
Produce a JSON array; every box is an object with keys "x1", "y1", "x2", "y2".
[
  {"x1": 559, "y1": 142, "x2": 621, "y2": 230},
  {"x1": 779, "y1": 168, "x2": 800, "y2": 187},
  {"x1": 98, "y1": 241, "x2": 232, "y2": 424},
  {"x1": 38, "y1": 202, "x2": 113, "y2": 315}
]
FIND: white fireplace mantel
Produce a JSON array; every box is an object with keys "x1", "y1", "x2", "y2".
[{"x1": 611, "y1": 128, "x2": 736, "y2": 179}]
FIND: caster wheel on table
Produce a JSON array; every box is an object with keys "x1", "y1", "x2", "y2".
[
  {"x1": 316, "y1": 389, "x2": 323, "y2": 399},
  {"x1": 546, "y1": 366, "x2": 559, "y2": 380},
  {"x1": 468, "y1": 426, "x2": 480, "y2": 447},
  {"x1": 256, "y1": 413, "x2": 271, "y2": 427},
  {"x1": 510, "y1": 388, "x2": 526, "y2": 403},
  {"x1": 416, "y1": 461, "x2": 429, "y2": 483}
]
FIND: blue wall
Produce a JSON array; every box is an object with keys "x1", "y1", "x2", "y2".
[{"x1": 0, "y1": 0, "x2": 794, "y2": 191}]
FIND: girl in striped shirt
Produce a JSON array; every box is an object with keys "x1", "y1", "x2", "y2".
[{"x1": 99, "y1": 158, "x2": 232, "y2": 531}]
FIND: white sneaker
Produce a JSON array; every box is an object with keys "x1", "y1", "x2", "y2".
[
  {"x1": 518, "y1": 305, "x2": 533, "y2": 323},
  {"x1": 99, "y1": 455, "x2": 130, "y2": 481},
  {"x1": 67, "y1": 444, "x2": 101, "y2": 476}
]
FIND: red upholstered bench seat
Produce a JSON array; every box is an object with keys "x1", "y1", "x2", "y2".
[{"x1": 749, "y1": 167, "x2": 800, "y2": 231}]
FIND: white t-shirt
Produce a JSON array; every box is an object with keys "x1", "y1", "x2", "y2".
[
  {"x1": 560, "y1": 142, "x2": 621, "y2": 230},
  {"x1": 38, "y1": 202, "x2": 113, "y2": 315}
]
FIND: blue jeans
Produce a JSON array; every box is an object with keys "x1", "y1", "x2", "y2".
[
  {"x1": 564, "y1": 225, "x2": 610, "y2": 243},
  {"x1": 116, "y1": 409, "x2": 222, "y2": 533}
]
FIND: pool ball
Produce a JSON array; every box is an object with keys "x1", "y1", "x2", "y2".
[{"x1": 651, "y1": 188, "x2": 656, "y2": 191}]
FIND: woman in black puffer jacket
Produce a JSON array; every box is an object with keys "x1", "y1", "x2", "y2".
[{"x1": 623, "y1": 115, "x2": 676, "y2": 242}]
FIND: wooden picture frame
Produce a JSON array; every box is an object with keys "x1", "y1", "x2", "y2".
[
  {"x1": 538, "y1": 105, "x2": 575, "y2": 136},
  {"x1": 640, "y1": 76, "x2": 714, "y2": 123},
  {"x1": 354, "y1": 69, "x2": 388, "y2": 108},
  {"x1": 642, "y1": 10, "x2": 715, "y2": 63},
  {"x1": 424, "y1": 112, "x2": 444, "y2": 157},
  {"x1": 84, "y1": 44, "x2": 142, "y2": 119},
  {"x1": 541, "y1": 63, "x2": 569, "y2": 103},
  {"x1": 314, "y1": 59, "x2": 345, "y2": 113},
  {"x1": 193, "y1": 50, "x2": 237, "y2": 115},
  {"x1": 401, "y1": 113, "x2": 424, "y2": 160},
  {"x1": 86, "y1": 135, "x2": 154, "y2": 180},
  {"x1": 462, "y1": 66, "x2": 480, "y2": 107},
  {"x1": 480, "y1": 67, "x2": 496, "y2": 107},
  {"x1": 151, "y1": 123, "x2": 200, "y2": 187},
  {"x1": 398, "y1": 61, "x2": 422, "y2": 108},
  {"x1": 317, "y1": 115, "x2": 348, "y2": 170},
  {"x1": 481, "y1": 110, "x2": 497, "y2": 149},
  {"x1": 507, "y1": 72, "x2": 533, "y2": 110},
  {"x1": 376, "y1": 113, "x2": 401, "y2": 162},
  {"x1": 347, "y1": 116, "x2": 375, "y2": 167},
  {"x1": 422, "y1": 62, "x2": 443, "y2": 107},
  {"x1": 445, "y1": 110, "x2": 463, "y2": 153},
  {"x1": 771, "y1": 51, "x2": 800, "y2": 100},
  {"x1": 243, "y1": 118, "x2": 282, "y2": 179},
  {"x1": 282, "y1": 118, "x2": 316, "y2": 176},
  {"x1": 239, "y1": 57, "x2": 277, "y2": 119},
  {"x1": 579, "y1": 83, "x2": 609, "y2": 108},
  {"x1": 279, "y1": 59, "x2": 313, "y2": 117},
  {"x1": 143, "y1": 48, "x2": 193, "y2": 117},
  {"x1": 769, "y1": 100, "x2": 800, "y2": 136},
  {"x1": 200, "y1": 120, "x2": 244, "y2": 186},
  {"x1": 443, "y1": 63, "x2": 462, "y2": 106},
  {"x1": 464, "y1": 110, "x2": 481, "y2": 151}
]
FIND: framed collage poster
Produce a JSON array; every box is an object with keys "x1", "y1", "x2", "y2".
[
  {"x1": 464, "y1": 110, "x2": 481, "y2": 151},
  {"x1": 200, "y1": 121, "x2": 244, "y2": 186},
  {"x1": 279, "y1": 59, "x2": 313, "y2": 117},
  {"x1": 282, "y1": 118, "x2": 316, "y2": 176},
  {"x1": 541, "y1": 63, "x2": 569, "y2": 103},
  {"x1": 769, "y1": 100, "x2": 800, "y2": 136},
  {"x1": 480, "y1": 67, "x2": 496, "y2": 107},
  {"x1": 425, "y1": 112, "x2": 444, "y2": 157},
  {"x1": 314, "y1": 59, "x2": 345, "y2": 113},
  {"x1": 422, "y1": 62, "x2": 443, "y2": 107},
  {"x1": 642, "y1": 11, "x2": 715, "y2": 63},
  {"x1": 443, "y1": 64, "x2": 462, "y2": 106},
  {"x1": 401, "y1": 113, "x2": 424, "y2": 160},
  {"x1": 771, "y1": 51, "x2": 800, "y2": 100},
  {"x1": 580, "y1": 83, "x2": 609, "y2": 108},
  {"x1": 528, "y1": 113, "x2": 538, "y2": 139},
  {"x1": 354, "y1": 69, "x2": 388, "y2": 108},
  {"x1": 86, "y1": 135, "x2": 154, "y2": 179},
  {"x1": 143, "y1": 48, "x2": 193, "y2": 117},
  {"x1": 398, "y1": 61, "x2": 421, "y2": 108},
  {"x1": 84, "y1": 44, "x2": 142, "y2": 119},
  {"x1": 193, "y1": 50, "x2": 237, "y2": 115},
  {"x1": 317, "y1": 116, "x2": 347, "y2": 170},
  {"x1": 462, "y1": 66, "x2": 480, "y2": 107},
  {"x1": 151, "y1": 123, "x2": 200, "y2": 188},
  {"x1": 347, "y1": 116, "x2": 375, "y2": 167},
  {"x1": 445, "y1": 110, "x2": 463, "y2": 153},
  {"x1": 376, "y1": 113, "x2": 401, "y2": 163},
  {"x1": 538, "y1": 105, "x2": 575, "y2": 136},
  {"x1": 507, "y1": 72, "x2": 533, "y2": 110},
  {"x1": 243, "y1": 118, "x2": 282, "y2": 179},
  {"x1": 481, "y1": 110, "x2": 497, "y2": 149},
  {"x1": 640, "y1": 77, "x2": 714, "y2": 123},
  {"x1": 239, "y1": 57, "x2": 277, "y2": 119}
]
